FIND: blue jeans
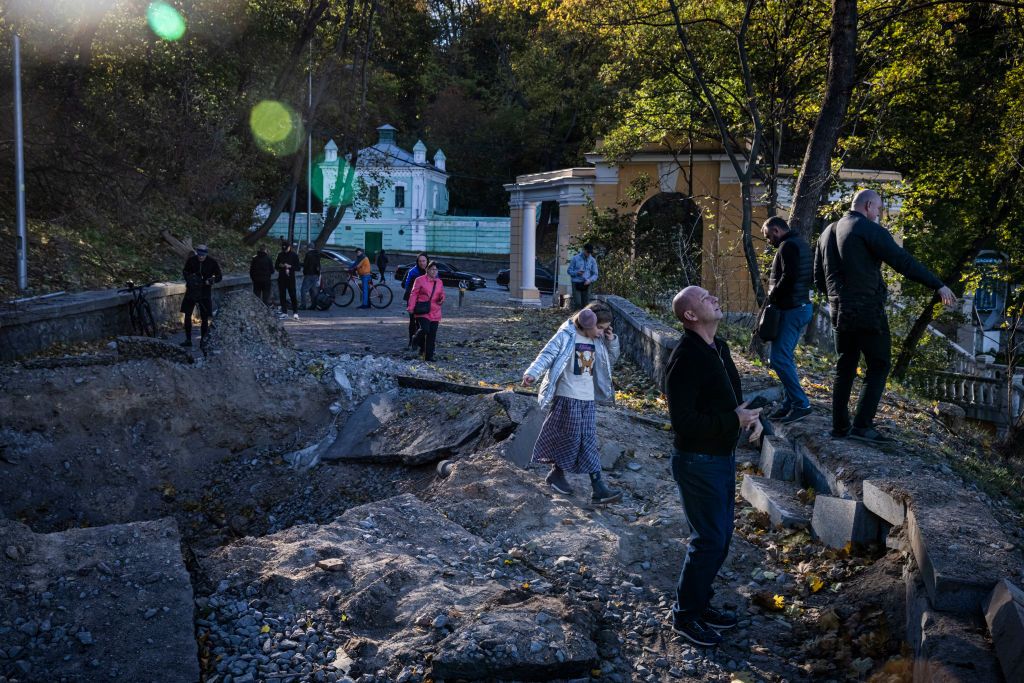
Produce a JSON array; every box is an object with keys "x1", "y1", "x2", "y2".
[
  {"x1": 769, "y1": 303, "x2": 813, "y2": 410},
  {"x1": 360, "y1": 274, "x2": 371, "y2": 306},
  {"x1": 671, "y1": 449, "x2": 735, "y2": 619}
]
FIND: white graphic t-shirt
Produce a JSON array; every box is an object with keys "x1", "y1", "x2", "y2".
[{"x1": 555, "y1": 330, "x2": 597, "y2": 401}]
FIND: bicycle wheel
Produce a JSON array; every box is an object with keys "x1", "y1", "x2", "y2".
[
  {"x1": 138, "y1": 300, "x2": 157, "y2": 337},
  {"x1": 369, "y1": 284, "x2": 393, "y2": 308},
  {"x1": 331, "y1": 282, "x2": 355, "y2": 307}
]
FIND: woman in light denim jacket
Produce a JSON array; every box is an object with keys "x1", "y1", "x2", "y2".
[{"x1": 522, "y1": 301, "x2": 622, "y2": 504}]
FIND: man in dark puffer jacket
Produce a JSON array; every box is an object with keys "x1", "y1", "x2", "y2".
[
  {"x1": 814, "y1": 189, "x2": 956, "y2": 444},
  {"x1": 762, "y1": 216, "x2": 814, "y2": 424}
]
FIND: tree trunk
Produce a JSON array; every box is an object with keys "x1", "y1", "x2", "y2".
[{"x1": 788, "y1": 0, "x2": 858, "y2": 241}]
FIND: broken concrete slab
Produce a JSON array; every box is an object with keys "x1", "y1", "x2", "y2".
[
  {"x1": 863, "y1": 479, "x2": 907, "y2": 525},
  {"x1": 776, "y1": 415, "x2": 917, "y2": 499},
  {"x1": 431, "y1": 596, "x2": 598, "y2": 680},
  {"x1": 906, "y1": 565, "x2": 1001, "y2": 683},
  {"x1": 811, "y1": 495, "x2": 882, "y2": 549},
  {"x1": 983, "y1": 579, "x2": 1024, "y2": 683},
  {"x1": 740, "y1": 475, "x2": 812, "y2": 528},
  {"x1": 497, "y1": 405, "x2": 545, "y2": 469},
  {"x1": 760, "y1": 436, "x2": 796, "y2": 481},
  {"x1": 0, "y1": 517, "x2": 198, "y2": 682},
  {"x1": 900, "y1": 477, "x2": 1019, "y2": 614},
  {"x1": 322, "y1": 389, "x2": 491, "y2": 465},
  {"x1": 493, "y1": 389, "x2": 540, "y2": 425},
  {"x1": 396, "y1": 374, "x2": 503, "y2": 396}
]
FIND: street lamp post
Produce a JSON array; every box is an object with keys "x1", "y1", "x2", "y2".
[{"x1": 13, "y1": 34, "x2": 28, "y2": 291}]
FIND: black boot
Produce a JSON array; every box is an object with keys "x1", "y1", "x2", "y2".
[
  {"x1": 544, "y1": 466, "x2": 574, "y2": 495},
  {"x1": 590, "y1": 472, "x2": 622, "y2": 504}
]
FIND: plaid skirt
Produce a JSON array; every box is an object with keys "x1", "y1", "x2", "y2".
[{"x1": 531, "y1": 396, "x2": 600, "y2": 474}]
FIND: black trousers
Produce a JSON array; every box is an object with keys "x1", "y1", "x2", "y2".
[
  {"x1": 278, "y1": 277, "x2": 298, "y2": 313},
  {"x1": 407, "y1": 312, "x2": 418, "y2": 344},
  {"x1": 182, "y1": 297, "x2": 212, "y2": 340},
  {"x1": 252, "y1": 280, "x2": 272, "y2": 306},
  {"x1": 414, "y1": 318, "x2": 439, "y2": 361},
  {"x1": 833, "y1": 317, "x2": 891, "y2": 431}
]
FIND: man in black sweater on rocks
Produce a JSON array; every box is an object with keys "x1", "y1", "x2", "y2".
[
  {"x1": 276, "y1": 241, "x2": 301, "y2": 319},
  {"x1": 814, "y1": 189, "x2": 956, "y2": 444},
  {"x1": 762, "y1": 216, "x2": 814, "y2": 424},
  {"x1": 664, "y1": 285, "x2": 763, "y2": 647},
  {"x1": 249, "y1": 245, "x2": 274, "y2": 306},
  {"x1": 180, "y1": 244, "x2": 222, "y2": 348}
]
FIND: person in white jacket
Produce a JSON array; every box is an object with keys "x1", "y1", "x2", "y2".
[{"x1": 522, "y1": 301, "x2": 622, "y2": 504}]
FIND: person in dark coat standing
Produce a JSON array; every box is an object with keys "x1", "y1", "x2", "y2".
[
  {"x1": 664, "y1": 285, "x2": 762, "y2": 647},
  {"x1": 402, "y1": 252, "x2": 429, "y2": 348},
  {"x1": 276, "y1": 240, "x2": 301, "y2": 319},
  {"x1": 249, "y1": 245, "x2": 274, "y2": 306},
  {"x1": 762, "y1": 216, "x2": 814, "y2": 423},
  {"x1": 300, "y1": 242, "x2": 321, "y2": 310},
  {"x1": 376, "y1": 248, "x2": 389, "y2": 284},
  {"x1": 814, "y1": 189, "x2": 955, "y2": 444},
  {"x1": 180, "y1": 244, "x2": 223, "y2": 347}
]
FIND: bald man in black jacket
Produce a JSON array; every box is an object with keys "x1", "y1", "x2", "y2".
[
  {"x1": 814, "y1": 189, "x2": 955, "y2": 444},
  {"x1": 663, "y1": 285, "x2": 763, "y2": 647}
]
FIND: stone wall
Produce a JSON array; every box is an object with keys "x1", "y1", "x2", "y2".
[
  {"x1": 0, "y1": 275, "x2": 269, "y2": 361},
  {"x1": 601, "y1": 295, "x2": 680, "y2": 391}
]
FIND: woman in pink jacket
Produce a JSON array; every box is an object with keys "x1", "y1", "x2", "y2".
[{"x1": 406, "y1": 261, "x2": 446, "y2": 361}]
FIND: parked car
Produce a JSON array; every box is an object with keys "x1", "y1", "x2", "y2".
[
  {"x1": 393, "y1": 262, "x2": 487, "y2": 290},
  {"x1": 319, "y1": 248, "x2": 355, "y2": 269},
  {"x1": 496, "y1": 263, "x2": 555, "y2": 293}
]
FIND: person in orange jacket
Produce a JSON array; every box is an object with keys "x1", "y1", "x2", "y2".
[{"x1": 350, "y1": 248, "x2": 373, "y2": 309}]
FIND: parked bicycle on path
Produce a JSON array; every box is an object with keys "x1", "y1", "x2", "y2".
[
  {"x1": 119, "y1": 281, "x2": 157, "y2": 337},
  {"x1": 332, "y1": 272, "x2": 393, "y2": 309}
]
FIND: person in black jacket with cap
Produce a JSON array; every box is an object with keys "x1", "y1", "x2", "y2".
[
  {"x1": 180, "y1": 244, "x2": 222, "y2": 347},
  {"x1": 762, "y1": 216, "x2": 814, "y2": 423},
  {"x1": 663, "y1": 285, "x2": 763, "y2": 647},
  {"x1": 814, "y1": 189, "x2": 956, "y2": 444},
  {"x1": 275, "y1": 240, "x2": 301, "y2": 319},
  {"x1": 249, "y1": 245, "x2": 274, "y2": 306}
]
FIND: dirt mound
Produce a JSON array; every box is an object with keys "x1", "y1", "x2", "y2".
[
  {"x1": 0, "y1": 290, "x2": 334, "y2": 531},
  {"x1": 206, "y1": 289, "x2": 293, "y2": 363}
]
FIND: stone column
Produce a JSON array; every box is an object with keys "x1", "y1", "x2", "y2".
[
  {"x1": 509, "y1": 200, "x2": 541, "y2": 306},
  {"x1": 522, "y1": 201, "x2": 537, "y2": 291}
]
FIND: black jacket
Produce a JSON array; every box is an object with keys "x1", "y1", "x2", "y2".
[
  {"x1": 302, "y1": 249, "x2": 321, "y2": 276},
  {"x1": 664, "y1": 330, "x2": 744, "y2": 457},
  {"x1": 768, "y1": 232, "x2": 812, "y2": 309},
  {"x1": 276, "y1": 250, "x2": 301, "y2": 280},
  {"x1": 814, "y1": 210, "x2": 943, "y2": 330},
  {"x1": 249, "y1": 252, "x2": 274, "y2": 282},
  {"x1": 182, "y1": 255, "x2": 222, "y2": 299}
]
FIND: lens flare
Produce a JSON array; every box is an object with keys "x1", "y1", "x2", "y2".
[
  {"x1": 249, "y1": 101, "x2": 304, "y2": 156},
  {"x1": 147, "y1": 2, "x2": 187, "y2": 41}
]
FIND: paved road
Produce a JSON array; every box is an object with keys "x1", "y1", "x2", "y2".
[{"x1": 283, "y1": 281, "x2": 556, "y2": 360}]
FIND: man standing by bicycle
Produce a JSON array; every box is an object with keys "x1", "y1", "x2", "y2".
[
  {"x1": 180, "y1": 244, "x2": 222, "y2": 348},
  {"x1": 351, "y1": 247, "x2": 373, "y2": 309}
]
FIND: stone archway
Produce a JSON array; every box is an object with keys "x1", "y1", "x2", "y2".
[{"x1": 635, "y1": 192, "x2": 704, "y2": 287}]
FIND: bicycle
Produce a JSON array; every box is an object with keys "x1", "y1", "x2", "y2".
[
  {"x1": 331, "y1": 272, "x2": 393, "y2": 309},
  {"x1": 119, "y1": 281, "x2": 157, "y2": 337}
]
